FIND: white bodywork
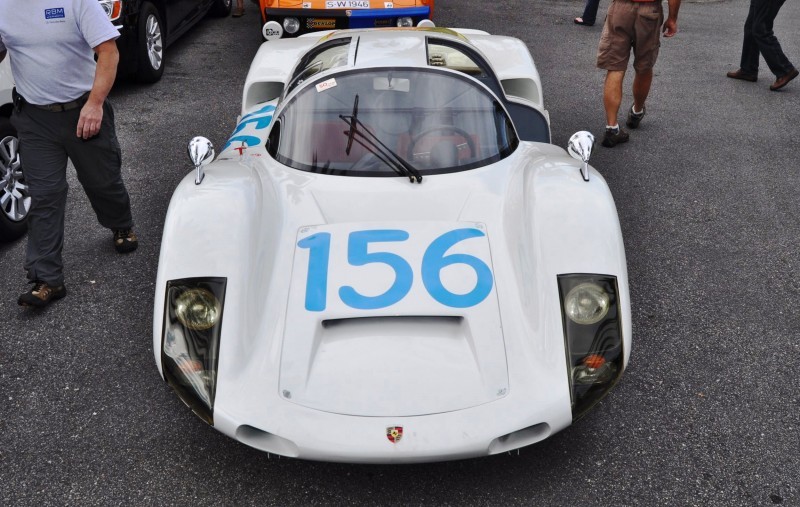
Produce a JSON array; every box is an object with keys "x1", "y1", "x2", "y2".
[{"x1": 154, "y1": 28, "x2": 630, "y2": 463}]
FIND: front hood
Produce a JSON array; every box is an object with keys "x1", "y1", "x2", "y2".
[{"x1": 280, "y1": 221, "x2": 508, "y2": 417}]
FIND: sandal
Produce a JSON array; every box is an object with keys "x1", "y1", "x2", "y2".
[{"x1": 574, "y1": 17, "x2": 594, "y2": 27}]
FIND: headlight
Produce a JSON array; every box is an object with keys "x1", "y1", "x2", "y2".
[
  {"x1": 175, "y1": 288, "x2": 221, "y2": 330},
  {"x1": 396, "y1": 16, "x2": 413, "y2": 27},
  {"x1": 161, "y1": 277, "x2": 227, "y2": 425},
  {"x1": 283, "y1": 17, "x2": 300, "y2": 34},
  {"x1": 558, "y1": 274, "x2": 623, "y2": 420},
  {"x1": 98, "y1": 0, "x2": 122, "y2": 21},
  {"x1": 564, "y1": 283, "x2": 610, "y2": 325}
]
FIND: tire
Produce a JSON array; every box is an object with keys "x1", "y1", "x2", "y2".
[
  {"x1": 136, "y1": 2, "x2": 165, "y2": 83},
  {"x1": 210, "y1": 0, "x2": 233, "y2": 17},
  {"x1": 0, "y1": 116, "x2": 29, "y2": 241}
]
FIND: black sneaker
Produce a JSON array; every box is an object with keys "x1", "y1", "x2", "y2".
[
  {"x1": 602, "y1": 127, "x2": 629, "y2": 148},
  {"x1": 18, "y1": 281, "x2": 67, "y2": 307},
  {"x1": 626, "y1": 105, "x2": 646, "y2": 129},
  {"x1": 113, "y1": 228, "x2": 138, "y2": 253}
]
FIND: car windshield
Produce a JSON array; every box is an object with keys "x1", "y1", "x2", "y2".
[{"x1": 271, "y1": 68, "x2": 518, "y2": 177}]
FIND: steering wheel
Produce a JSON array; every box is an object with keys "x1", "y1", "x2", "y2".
[{"x1": 406, "y1": 125, "x2": 477, "y2": 160}]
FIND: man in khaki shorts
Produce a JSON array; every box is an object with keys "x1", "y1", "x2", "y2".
[{"x1": 597, "y1": 0, "x2": 681, "y2": 147}]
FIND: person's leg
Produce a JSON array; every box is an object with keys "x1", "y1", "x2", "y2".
[
  {"x1": 749, "y1": 0, "x2": 794, "y2": 77},
  {"x1": 11, "y1": 107, "x2": 71, "y2": 287},
  {"x1": 603, "y1": 70, "x2": 625, "y2": 126},
  {"x1": 601, "y1": 70, "x2": 629, "y2": 146},
  {"x1": 596, "y1": 1, "x2": 632, "y2": 146},
  {"x1": 739, "y1": 0, "x2": 761, "y2": 74},
  {"x1": 233, "y1": 0, "x2": 245, "y2": 16},
  {"x1": 582, "y1": 0, "x2": 602, "y2": 25},
  {"x1": 632, "y1": 69, "x2": 653, "y2": 112},
  {"x1": 65, "y1": 101, "x2": 133, "y2": 232}
]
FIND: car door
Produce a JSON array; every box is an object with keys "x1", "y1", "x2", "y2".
[{"x1": 165, "y1": 0, "x2": 211, "y2": 44}]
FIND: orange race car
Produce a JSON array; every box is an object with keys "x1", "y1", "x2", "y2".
[{"x1": 257, "y1": 0, "x2": 435, "y2": 40}]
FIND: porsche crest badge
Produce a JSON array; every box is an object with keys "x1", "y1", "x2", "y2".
[{"x1": 386, "y1": 426, "x2": 403, "y2": 443}]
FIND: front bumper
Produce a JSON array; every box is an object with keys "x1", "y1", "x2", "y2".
[
  {"x1": 211, "y1": 391, "x2": 572, "y2": 463},
  {"x1": 263, "y1": 7, "x2": 431, "y2": 37}
]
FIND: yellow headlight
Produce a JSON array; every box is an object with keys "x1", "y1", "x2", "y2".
[{"x1": 174, "y1": 288, "x2": 221, "y2": 330}]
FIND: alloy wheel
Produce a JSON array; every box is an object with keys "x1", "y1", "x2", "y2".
[
  {"x1": 146, "y1": 14, "x2": 164, "y2": 71},
  {"x1": 0, "y1": 135, "x2": 30, "y2": 223}
]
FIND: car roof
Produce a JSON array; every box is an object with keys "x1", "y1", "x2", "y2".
[{"x1": 322, "y1": 27, "x2": 475, "y2": 70}]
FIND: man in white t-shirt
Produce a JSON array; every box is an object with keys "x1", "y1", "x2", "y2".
[{"x1": 0, "y1": 0, "x2": 138, "y2": 308}]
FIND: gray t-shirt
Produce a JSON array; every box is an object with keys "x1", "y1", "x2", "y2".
[{"x1": 0, "y1": 0, "x2": 119, "y2": 105}]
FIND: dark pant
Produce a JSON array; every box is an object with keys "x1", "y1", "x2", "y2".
[
  {"x1": 740, "y1": 0, "x2": 795, "y2": 76},
  {"x1": 11, "y1": 99, "x2": 133, "y2": 286},
  {"x1": 581, "y1": 0, "x2": 602, "y2": 25}
]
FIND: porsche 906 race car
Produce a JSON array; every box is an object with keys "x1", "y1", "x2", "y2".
[
  {"x1": 0, "y1": 56, "x2": 29, "y2": 241},
  {"x1": 258, "y1": 0, "x2": 434, "y2": 40},
  {"x1": 154, "y1": 26, "x2": 631, "y2": 463}
]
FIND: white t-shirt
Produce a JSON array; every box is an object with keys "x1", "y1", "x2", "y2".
[{"x1": 0, "y1": 0, "x2": 119, "y2": 104}]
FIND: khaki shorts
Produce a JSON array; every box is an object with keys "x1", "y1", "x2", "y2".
[{"x1": 597, "y1": 0, "x2": 664, "y2": 72}]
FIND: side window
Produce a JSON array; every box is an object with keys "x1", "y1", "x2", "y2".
[
  {"x1": 427, "y1": 40, "x2": 486, "y2": 78},
  {"x1": 266, "y1": 119, "x2": 281, "y2": 157},
  {"x1": 285, "y1": 39, "x2": 352, "y2": 95}
]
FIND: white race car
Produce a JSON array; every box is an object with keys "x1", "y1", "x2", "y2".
[{"x1": 154, "y1": 27, "x2": 630, "y2": 463}]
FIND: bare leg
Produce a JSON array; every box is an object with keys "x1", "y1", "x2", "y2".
[
  {"x1": 603, "y1": 70, "x2": 625, "y2": 126},
  {"x1": 632, "y1": 69, "x2": 653, "y2": 111}
]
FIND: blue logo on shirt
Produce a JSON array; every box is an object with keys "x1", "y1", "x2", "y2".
[{"x1": 45, "y1": 8, "x2": 66, "y2": 19}]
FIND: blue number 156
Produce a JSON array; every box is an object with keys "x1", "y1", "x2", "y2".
[{"x1": 297, "y1": 228, "x2": 493, "y2": 311}]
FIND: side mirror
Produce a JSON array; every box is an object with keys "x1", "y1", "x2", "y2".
[
  {"x1": 567, "y1": 131, "x2": 595, "y2": 182},
  {"x1": 187, "y1": 136, "x2": 215, "y2": 185}
]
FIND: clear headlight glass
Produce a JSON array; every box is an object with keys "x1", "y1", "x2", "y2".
[
  {"x1": 564, "y1": 282, "x2": 610, "y2": 325},
  {"x1": 161, "y1": 277, "x2": 227, "y2": 425},
  {"x1": 283, "y1": 17, "x2": 300, "y2": 34},
  {"x1": 558, "y1": 274, "x2": 623, "y2": 420},
  {"x1": 396, "y1": 17, "x2": 413, "y2": 27},
  {"x1": 174, "y1": 288, "x2": 221, "y2": 330}
]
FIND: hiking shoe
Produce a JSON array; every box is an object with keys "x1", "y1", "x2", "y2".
[
  {"x1": 113, "y1": 228, "x2": 139, "y2": 253},
  {"x1": 626, "y1": 105, "x2": 646, "y2": 129},
  {"x1": 18, "y1": 281, "x2": 67, "y2": 307},
  {"x1": 601, "y1": 127, "x2": 629, "y2": 148}
]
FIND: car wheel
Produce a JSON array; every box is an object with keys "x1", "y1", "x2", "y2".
[
  {"x1": 210, "y1": 0, "x2": 233, "y2": 17},
  {"x1": 136, "y1": 2, "x2": 165, "y2": 83},
  {"x1": 0, "y1": 117, "x2": 30, "y2": 241}
]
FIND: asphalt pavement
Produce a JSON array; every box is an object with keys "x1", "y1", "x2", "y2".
[{"x1": 1, "y1": 0, "x2": 798, "y2": 505}]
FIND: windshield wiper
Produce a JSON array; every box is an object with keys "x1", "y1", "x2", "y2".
[
  {"x1": 344, "y1": 94, "x2": 359, "y2": 156},
  {"x1": 340, "y1": 95, "x2": 422, "y2": 183}
]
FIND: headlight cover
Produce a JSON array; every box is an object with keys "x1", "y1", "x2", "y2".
[
  {"x1": 161, "y1": 277, "x2": 227, "y2": 425},
  {"x1": 283, "y1": 17, "x2": 300, "y2": 34},
  {"x1": 558, "y1": 274, "x2": 623, "y2": 421}
]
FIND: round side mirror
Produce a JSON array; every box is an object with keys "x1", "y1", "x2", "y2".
[
  {"x1": 567, "y1": 131, "x2": 595, "y2": 182},
  {"x1": 187, "y1": 136, "x2": 215, "y2": 185}
]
